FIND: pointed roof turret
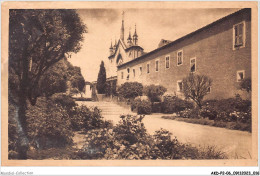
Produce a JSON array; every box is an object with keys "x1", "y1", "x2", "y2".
[
  {"x1": 114, "y1": 39, "x2": 117, "y2": 48},
  {"x1": 133, "y1": 24, "x2": 138, "y2": 38},
  {"x1": 109, "y1": 40, "x2": 113, "y2": 49},
  {"x1": 127, "y1": 30, "x2": 132, "y2": 40}
]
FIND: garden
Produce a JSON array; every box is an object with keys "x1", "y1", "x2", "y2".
[
  {"x1": 8, "y1": 93, "x2": 226, "y2": 160},
  {"x1": 116, "y1": 75, "x2": 252, "y2": 132}
]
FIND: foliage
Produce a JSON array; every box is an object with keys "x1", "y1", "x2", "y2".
[
  {"x1": 161, "y1": 95, "x2": 194, "y2": 114},
  {"x1": 78, "y1": 115, "x2": 226, "y2": 160},
  {"x1": 105, "y1": 80, "x2": 117, "y2": 96},
  {"x1": 201, "y1": 95, "x2": 251, "y2": 122},
  {"x1": 9, "y1": 9, "x2": 86, "y2": 105},
  {"x1": 70, "y1": 105, "x2": 112, "y2": 131},
  {"x1": 27, "y1": 147, "x2": 80, "y2": 160},
  {"x1": 67, "y1": 63, "x2": 86, "y2": 94},
  {"x1": 96, "y1": 61, "x2": 107, "y2": 94},
  {"x1": 178, "y1": 108, "x2": 201, "y2": 119},
  {"x1": 39, "y1": 60, "x2": 67, "y2": 97},
  {"x1": 143, "y1": 85, "x2": 167, "y2": 102},
  {"x1": 8, "y1": 102, "x2": 19, "y2": 159},
  {"x1": 39, "y1": 59, "x2": 85, "y2": 97},
  {"x1": 151, "y1": 102, "x2": 162, "y2": 113},
  {"x1": 50, "y1": 93, "x2": 76, "y2": 115},
  {"x1": 118, "y1": 82, "x2": 143, "y2": 100},
  {"x1": 240, "y1": 78, "x2": 251, "y2": 93},
  {"x1": 182, "y1": 73, "x2": 212, "y2": 108},
  {"x1": 9, "y1": 9, "x2": 86, "y2": 158},
  {"x1": 26, "y1": 97, "x2": 74, "y2": 149},
  {"x1": 131, "y1": 98, "x2": 152, "y2": 114},
  {"x1": 162, "y1": 116, "x2": 251, "y2": 132}
]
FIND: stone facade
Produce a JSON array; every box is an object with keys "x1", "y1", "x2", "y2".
[{"x1": 116, "y1": 8, "x2": 251, "y2": 100}]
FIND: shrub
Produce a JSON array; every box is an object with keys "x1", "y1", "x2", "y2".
[
  {"x1": 201, "y1": 95, "x2": 251, "y2": 122},
  {"x1": 161, "y1": 95, "x2": 194, "y2": 114},
  {"x1": 143, "y1": 85, "x2": 167, "y2": 102},
  {"x1": 152, "y1": 129, "x2": 181, "y2": 159},
  {"x1": 178, "y1": 108, "x2": 201, "y2": 119},
  {"x1": 80, "y1": 115, "x2": 154, "y2": 160},
  {"x1": 240, "y1": 78, "x2": 251, "y2": 93},
  {"x1": 51, "y1": 93, "x2": 76, "y2": 113},
  {"x1": 151, "y1": 102, "x2": 162, "y2": 113},
  {"x1": 131, "y1": 98, "x2": 152, "y2": 114},
  {"x1": 79, "y1": 115, "x2": 226, "y2": 160},
  {"x1": 118, "y1": 82, "x2": 143, "y2": 100},
  {"x1": 26, "y1": 97, "x2": 73, "y2": 149},
  {"x1": 70, "y1": 105, "x2": 112, "y2": 131}
]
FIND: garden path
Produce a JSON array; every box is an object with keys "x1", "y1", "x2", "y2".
[{"x1": 77, "y1": 101, "x2": 252, "y2": 159}]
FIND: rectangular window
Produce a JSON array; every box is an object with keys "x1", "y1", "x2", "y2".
[
  {"x1": 133, "y1": 69, "x2": 135, "y2": 78},
  {"x1": 237, "y1": 70, "x2": 245, "y2": 82},
  {"x1": 177, "y1": 50, "x2": 183, "y2": 66},
  {"x1": 190, "y1": 58, "x2": 196, "y2": 73},
  {"x1": 155, "y1": 60, "x2": 159, "y2": 72},
  {"x1": 147, "y1": 63, "x2": 150, "y2": 74},
  {"x1": 233, "y1": 21, "x2": 245, "y2": 49},
  {"x1": 127, "y1": 68, "x2": 130, "y2": 80},
  {"x1": 121, "y1": 72, "x2": 124, "y2": 79},
  {"x1": 139, "y1": 66, "x2": 142, "y2": 75},
  {"x1": 177, "y1": 80, "x2": 183, "y2": 92},
  {"x1": 165, "y1": 56, "x2": 170, "y2": 68}
]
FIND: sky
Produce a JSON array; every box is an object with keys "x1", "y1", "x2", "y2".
[{"x1": 68, "y1": 8, "x2": 240, "y2": 82}]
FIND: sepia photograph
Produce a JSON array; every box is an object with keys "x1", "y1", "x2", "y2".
[{"x1": 1, "y1": 1, "x2": 258, "y2": 168}]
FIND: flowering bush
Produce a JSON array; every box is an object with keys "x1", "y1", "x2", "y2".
[
  {"x1": 161, "y1": 95, "x2": 194, "y2": 114},
  {"x1": 131, "y1": 98, "x2": 152, "y2": 114}
]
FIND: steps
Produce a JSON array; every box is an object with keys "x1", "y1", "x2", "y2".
[{"x1": 76, "y1": 101, "x2": 135, "y2": 119}]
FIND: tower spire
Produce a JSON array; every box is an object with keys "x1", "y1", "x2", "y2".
[
  {"x1": 120, "y1": 11, "x2": 125, "y2": 42},
  {"x1": 127, "y1": 28, "x2": 132, "y2": 47},
  {"x1": 133, "y1": 24, "x2": 138, "y2": 45}
]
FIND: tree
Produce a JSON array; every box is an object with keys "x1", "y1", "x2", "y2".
[
  {"x1": 39, "y1": 58, "x2": 85, "y2": 97},
  {"x1": 240, "y1": 78, "x2": 251, "y2": 93},
  {"x1": 182, "y1": 73, "x2": 212, "y2": 108},
  {"x1": 96, "y1": 61, "x2": 106, "y2": 94},
  {"x1": 66, "y1": 63, "x2": 85, "y2": 95},
  {"x1": 9, "y1": 9, "x2": 86, "y2": 159},
  {"x1": 39, "y1": 59, "x2": 68, "y2": 97}
]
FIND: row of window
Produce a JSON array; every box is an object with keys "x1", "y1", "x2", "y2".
[
  {"x1": 121, "y1": 55, "x2": 196, "y2": 80},
  {"x1": 175, "y1": 70, "x2": 245, "y2": 93},
  {"x1": 149, "y1": 53, "x2": 195, "y2": 73}
]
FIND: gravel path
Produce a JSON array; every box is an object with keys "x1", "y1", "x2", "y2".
[{"x1": 78, "y1": 101, "x2": 252, "y2": 159}]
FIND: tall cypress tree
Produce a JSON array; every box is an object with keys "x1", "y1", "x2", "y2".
[{"x1": 97, "y1": 61, "x2": 106, "y2": 94}]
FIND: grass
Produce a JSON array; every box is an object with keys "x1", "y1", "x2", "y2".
[{"x1": 161, "y1": 116, "x2": 251, "y2": 132}]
